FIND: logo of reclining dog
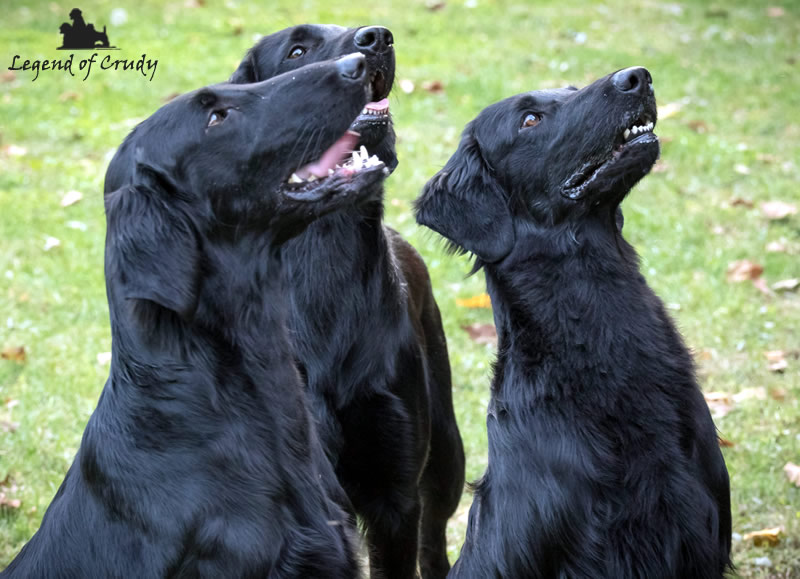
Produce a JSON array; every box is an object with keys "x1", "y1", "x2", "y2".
[{"x1": 58, "y1": 8, "x2": 115, "y2": 50}]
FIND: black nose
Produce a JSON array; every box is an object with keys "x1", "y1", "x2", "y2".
[
  {"x1": 337, "y1": 53, "x2": 366, "y2": 80},
  {"x1": 611, "y1": 67, "x2": 653, "y2": 95},
  {"x1": 354, "y1": 26, "x2": 393, "y2": 53}
]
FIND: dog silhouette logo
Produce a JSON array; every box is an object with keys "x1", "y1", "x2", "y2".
[{"x1": 58, "y1": 8, "x2": 116, "y2": 50}]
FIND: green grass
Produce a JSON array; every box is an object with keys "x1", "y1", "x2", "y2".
[{"x1": 1, "y1": 0, "x2": 798, "y2": 575}]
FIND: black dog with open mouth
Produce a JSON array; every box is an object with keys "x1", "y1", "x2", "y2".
[
  {"x1": 2, "y1": 54, "x2": 383, "y2": 578},
  {"x1": 226, "y1": 25, "x2": 465, "y2": 579},
  {"x1": 416, "y1": 68, "x2": 732, "y2": 578}
]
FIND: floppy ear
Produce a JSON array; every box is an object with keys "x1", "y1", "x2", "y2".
[
  {"x1": 229, "y1": 49, "x2": 259, "y2": 83},
  {"x1": 415, "y1": 133, "x2": 515, "y2": 263},
  {"x1": 105, "y1": 184, "x2": 202, "y2": 321}
]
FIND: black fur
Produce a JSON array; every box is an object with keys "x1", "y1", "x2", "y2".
[
  {"x1": 416, "y1": 68, "x2": 732, "y2": 578},
  {"x1": 105, "y1": 25, "x2": 465, "y2": 579},
  {"x1": 2, "y1": 55, "x2": 386, "y2": 578}
]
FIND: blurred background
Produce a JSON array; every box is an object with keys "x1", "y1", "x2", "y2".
[{"x1": 1, "y1": 0, "x2": 798, "y2": 575}]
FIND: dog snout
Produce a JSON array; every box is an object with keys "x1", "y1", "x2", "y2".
[
  {"x1": 611, "y1": 67, "x2": 653, "y2": 96},
  {"x1": 336, "y1": 53, "x2": 367, "y2": 81},
  {"x1": 354, "y1": 26, "x2": 394, "y2": 54}
]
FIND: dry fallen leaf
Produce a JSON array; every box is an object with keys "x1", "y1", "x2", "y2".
[
  {"x1": 461, "y1": 323, "x2": 497, "y2": 346},
  {"x1": 729, "y1": 197, "x2": 754, "y2": 208},
  {"x1": 784, "y1": 462, "x2": 800, "y2": 487},
  {"x1": 761, "y1": 201, "x2": 798, "y2": 220},
  {"x1": 58, "y1": 91, "x2": 80, "y2": 102},
  {"x1": 1, "y1": 346, "x2": 26, "y2": 363},
  {"x1": 772, "y1": 278, "x2": 799, "y2": 292},
  {"x1": 60, "y1": 190, "x2": 83, "y2": 207},
  {"x1": 752, "y1": 277, "x2": 774, "y2": 297},
  {"x1": 732, "y1": 387, "x2": 767, "y2": 403},
  {"x1": 0, "y1": 420, "x2": 18, "y2": 433},
  {"x1": 658, "y1": 102, "x2": 683, "y2": 119},
  {"x1": 770, "y1": 387, "x2": 787, "y2": 402},
  {"x1": 421, "y1": 80, "x2": 445, "y2": 93},
  {"x1": 456, "y1": 294, "x2": 492, "y2": 308},
  {"x1": 743, "y1": 527, "x2": 783, "y2": 547},
  {"x1": 718, "y1": 437, "x2": 735, "y2": 448},
  {"x1": 425, "y1": 0, "x2": 446, "y2": 10},
  {"x1": 651, "y1": 160, "x2": 670, "y2": 173},
  {"x1": 704, "y1": 392, "x2": 734, "y2": 419},
  {"x1": 1, "y1": 71, "x2": 16, "y2": 83},
  {"x1": 765, "y1": 351, "x2": 788, "y2": 373},
  {"x1": 726, "y1": 260, "x2": 763, "y2": 283},
  {"x1": 0, "y1": 475, "x2": 21, "y2": 510},
  {"x1": 687, "y1": 120, "x2": 709, "y2": 133},
  {"x1": 767, "y1": 6, "x2": 786, "y2": 18},
  {"x1": 766, "y1": 240, "x2": 789, "y2": 253},
  {"x1": 399, "y1": 79, "x2": 415, "y2": 94}
]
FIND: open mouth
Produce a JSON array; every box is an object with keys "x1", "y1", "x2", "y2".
[
  {"x1": 283, "y1": 130, "x2": 387, "y2": 202},
  {"x1": 562, "y1": 113, "x2": 658, "y2": 199},
  {"x1": 354, "y1": 71, "x2": 391, "y2": 126}
]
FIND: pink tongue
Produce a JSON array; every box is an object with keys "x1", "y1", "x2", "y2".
[
  {"x1": 366, "y1": 97, "x2": 389, "y2": 110},
  {"x1": 296, "y1": 130, "x2": 360, "y2": 179}
]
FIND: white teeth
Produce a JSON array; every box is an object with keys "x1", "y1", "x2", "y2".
[
  {"x1": 624, "y1": 128, "x2": 631, "y2": 140},
  {"x1": 351, "y1": 150, "x2": 360, "y2": 164},
  {"x1": 288, "y1": 173, "x2": 303, "y2": 183},
  {"x1": 361, "y1": 107, "x2": 368, "y2": 115},
  {"x1": 360, "y1": 145, "x2": 368, "y2": 158},
  {"x1": 328, "y1": 168, "x2": 335, "y2": 176},
  {"x1": 307, "y1": 175, "x2": 317, "y2": 182}
]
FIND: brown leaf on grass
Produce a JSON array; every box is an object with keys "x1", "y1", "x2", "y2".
[
  {"x1": 421, "y1": 80, "x2": 445, "y2": 94},
  {"x1": 2, "y1": 71, "x2": 16, "y2": 83},
  {"x1": 767, "y1": 6, "x2": 786, "y2": 18},
  {"x1": 784, "y1": 463, "x2": 800, "y2": 487},
  {"x1": 425, "y1": 0, "x2": 446, "y2": 10},
  {"x1": 761, "y1": 201, "x2": 798, "y2": 220},
  {"x1": 704, "y1": 392, "x2": 734, "y2": 419},
  {"x1": 461, "y1": 323, "x2": 497, "y2": 346},
  {"x1": 0, "y1": 475, "x2": 21, "y2": 510},
  {"x1": 770, "y1": 388, "x2": 787, "y2": 402},
  {"x1": 60, "y1": 190, "x2": 83, "y2": 207},
  {"x1": 732, "y1": 387, "x2": 767, "y2": 403},
  {"x1": 743, "y1": 527, "x2": 783, "y2": 547},
  {"x1": 0, "y1": 420, "x2": 18, "y2": 433},
  {"x1": 765, "y1": 350, "x2": 788, "y2": 373},
  {"x1": 718, "y1": 437, "x2": 735, "y2": 448},
  {"x1": 772, "y1": 279, "x2": 799, "y2": 292},
  {"x1": 726, "y1": 260, "x2": 763, "y2": 283},
  {"x1": 729, "y1": 197, "x2": 754, "y2": 208},
  {"x1": 456, "y1": 294, "x2": 492, "y2": 308},
  {"x1": 58, "y1": 91, "x2": 79, "y2": 102},
  {"x1": 687, "y1": 120, "x2": 709, "y2": 133},
  {"x1": 651, "y1": 160, "x2": 670, "y2": 173},
  {"x1": 1, "y1": 346, "x2": 26, "y2": 363},
  {"x1": 766, "y1": 240, "x2": 789, "y2": 253}
]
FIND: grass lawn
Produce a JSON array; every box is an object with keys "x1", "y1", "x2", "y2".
[{"x1": 1, "y1": 0, "x2": 798, "y2": 575}]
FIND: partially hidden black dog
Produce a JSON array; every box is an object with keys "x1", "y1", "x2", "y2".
[
  {"x1": 2, "y1": 53, "x2": 385, "y2": 578},
  {"x1": 106, "y1": 25, "x2": 466, "y2": 579},
  {"x1": 416, "y1": 67, "x2": 732, "y2": 578}
]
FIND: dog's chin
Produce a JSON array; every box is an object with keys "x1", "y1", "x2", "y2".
[{"x1": 561, "y1": 132, "x2": 659, "y2": 204}]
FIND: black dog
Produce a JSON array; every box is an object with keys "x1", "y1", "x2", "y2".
[
  {"x1": 106, "y1": 24, "x2": 465, "y2": 579},
  {"x1": 416, "y1": 67, "x2": 732, "y2": 578},
  {"x1": 2, "y1": 54, "x2": 385, "y2": 578}
]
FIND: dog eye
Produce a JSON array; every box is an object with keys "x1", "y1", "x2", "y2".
[
  {"x1": 521, "y1": 113, "x2": 541, "y2": 129},
  {"x1": 287, "y1": 46, "x2": 306, "y2": 59},
  {"x1": 208, "y1": 109, "x2": 228, "y2": 127}
]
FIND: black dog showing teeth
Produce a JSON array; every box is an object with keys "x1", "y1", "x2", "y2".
[{"x1": 416, "y1": 66, "x2": 731, "y2": 579}]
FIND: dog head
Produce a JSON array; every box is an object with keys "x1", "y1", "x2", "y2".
[
  {"x1": 230, "y1": 24, "x2": 397, "y2": 172},
  {"x1": 416, "y1": 67, "x2": 658, "y2": 264},
  {"x1": 105, "y1": 53, "x2": 387, "y2": 319}
]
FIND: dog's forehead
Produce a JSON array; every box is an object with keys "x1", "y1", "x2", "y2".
[
  {"x1": 522, "y1": 87, "x2": 576, "y2": 105},
  {"x1": 288, "y1": 23, "x2": 349, "y2": 43}
]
